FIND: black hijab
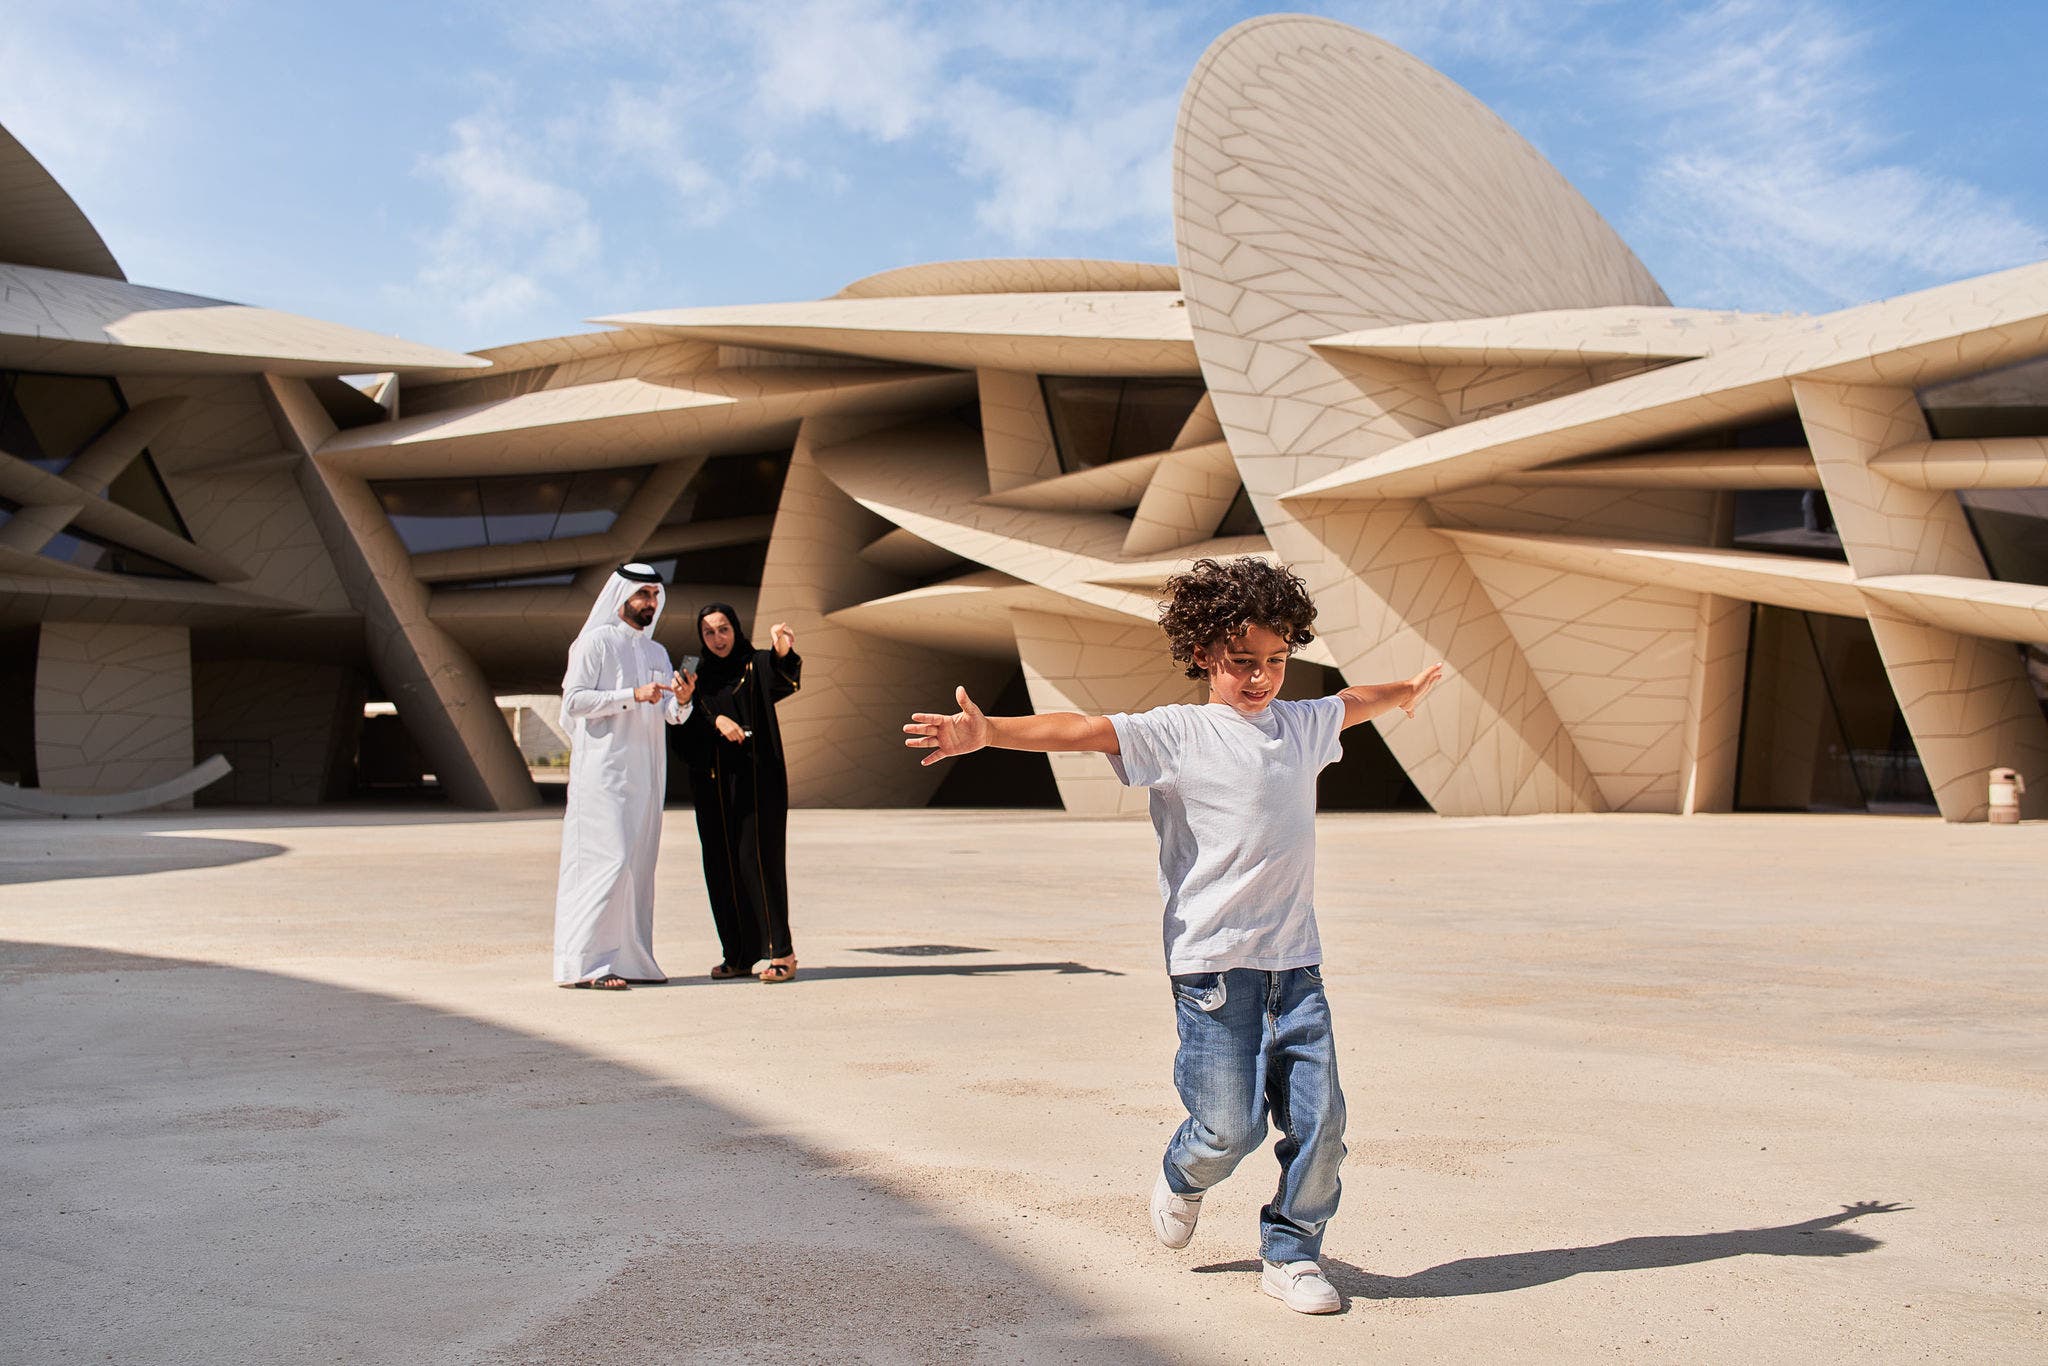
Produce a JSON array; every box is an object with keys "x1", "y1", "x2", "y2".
[{"x1": 693, "y1": 601, "x2": 755, "y2": 696}]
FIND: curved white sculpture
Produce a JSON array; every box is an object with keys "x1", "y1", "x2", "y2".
[{"x1": 0, "y1": 754, "x2": 233, "y2": 818}]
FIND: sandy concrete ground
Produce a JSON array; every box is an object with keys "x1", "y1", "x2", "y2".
[{"x1": 2, "y1": 807, "x2": 2043, "y2": 1364}]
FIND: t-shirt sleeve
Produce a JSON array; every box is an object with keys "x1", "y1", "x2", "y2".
[
  {"x1": 1108, "y1": 708, "x2": 1180, "y2": 789},
  {"x1": 1303, "y1": 694, "x2": 1347, "y2": 769}
]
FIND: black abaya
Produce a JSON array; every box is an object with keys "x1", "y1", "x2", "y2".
[{"x1": 674, "y1": 640, "x2": 801, "y2": 968}]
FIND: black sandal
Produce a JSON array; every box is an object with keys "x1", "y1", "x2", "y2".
[
  {"x1": 565, "y1": 974, "x2": 630, "y2": 990},
  {"x1": 709, "y1": 962, "x2": 749, "y2": 980}
]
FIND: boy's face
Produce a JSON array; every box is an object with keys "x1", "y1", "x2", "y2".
[{"x1": 1194, "y1": 622, "x2": 1289, "y2": 716}]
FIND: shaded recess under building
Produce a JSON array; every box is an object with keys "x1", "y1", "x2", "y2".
[{"x1": 2, "y1": 14, "x2": 2046, "y2": 822}]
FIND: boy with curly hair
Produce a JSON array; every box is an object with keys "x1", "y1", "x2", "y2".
[{"x1": 904, "y1": 556, "x2": 1442, "y2": 1314}]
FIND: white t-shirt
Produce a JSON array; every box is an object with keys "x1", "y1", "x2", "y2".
[{"x1": 1109, "y1": 696, "x2": 1347, "y2": 974}]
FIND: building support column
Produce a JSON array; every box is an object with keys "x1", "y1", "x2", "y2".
[
  {"x1": 1792, "y1": 379, "x2": 2048, "y2": 820},
  {"x1": 263, "y1": 376, "x2": 537, "y2": 812}
]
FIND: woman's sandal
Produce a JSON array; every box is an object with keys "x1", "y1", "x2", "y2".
[
  {"x1": 709, "y1": 962, "x2": 749, "y2": 980},
  {"x1": 758, "y1": 957, "x2": 797, "y2": 985},
  {"x1": 566, "y1": 974, "x2": 630, "y2": 990}
]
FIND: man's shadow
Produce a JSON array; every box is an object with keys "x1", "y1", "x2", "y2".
[{"x1": 1195, "y1": 1202, "x2": 1908, "y2": 1301}]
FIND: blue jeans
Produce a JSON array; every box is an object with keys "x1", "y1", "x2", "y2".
[{"x1": 1162, "y1": 966, "x2": 1347, "y2": 1264}]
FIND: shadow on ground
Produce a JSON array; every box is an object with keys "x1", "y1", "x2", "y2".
[
  {"x1": 0, "y1": 941, "x2": 1169, "y2": 1365},
  {"x1": 0, "y1": 829, "x2": 286, "y2": 885},
  {"x1": 662, "y1": 960, "x2": 1121, "y2": 986},
  {"x1": 1194, "y1": 1202, "x2": 1907, "y2": 1302}
]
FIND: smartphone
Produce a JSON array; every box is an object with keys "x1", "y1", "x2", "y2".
[{"x1": 680, "y1": 654, "x2": 701, "y2": 675}]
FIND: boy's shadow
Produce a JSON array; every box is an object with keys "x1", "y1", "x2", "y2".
[{"x1": 1194, "y1": 1202, "x2": 1908, "y2": 1301}]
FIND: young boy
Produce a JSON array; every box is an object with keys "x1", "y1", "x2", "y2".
[{"x1": 903, "y1": 556, "x2": 1443, "y2": 1314}]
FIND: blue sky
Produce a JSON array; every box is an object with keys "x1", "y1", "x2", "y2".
[{"x1": 6, "y1": 0, "x2": 2045, "y2": 354}]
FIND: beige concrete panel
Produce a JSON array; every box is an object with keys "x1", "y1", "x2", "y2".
[
  {"x1": 1122, "y1": 440, "x2": 1240, "y2": 556},
  {"x1": 193, "y1": 659, "x2": 361, "y2": 805},
  {"x1": 1011, "y1": 608, "x2": 1202, "y2": 816},
  {"x1": 274, "y1": 377, "x2": 537, "y2": 811},
  {"x1": 404, "y1": 336, "x2": 723, "y2": 417},
  {"x1": 1436, "y1": 527, "x2": 1865, "y2": 618},
  {"x1": 1678, "y1": 593, "x2": 1749, "y2": 814},
  {"x1": 977, "y1": 453, "x2": 1165, "y2": 512},
  {"x1": 976, "y1": 369, "x2": 1061, "y2": 492},
  {"x1": 59, "y1": 396, "x2": 187, "y2": 494},
  {"x1": 1429, "y1": 483, "x2": 1717, "y2": 545},
  {"x1": 141, "y1": 375, "x2": 353, "y2": 613},
  {"x1": 856, "y1": 527, "x2": 971, "y2": 580},
  {"x1": 752, "y1": 416, "x2": 1010, "y2": 808},
  {"x1": 1313, "y1": 307, "x2": 1782, "y2": 365},
  {"x1": 1173, "y1": 16, "x2": 1667, "y2": 815},
  {"x1": 811, "y1": 417, "x2": 1172, "y2": 625},
  {"x1": 1859, "y1": 573, "x2": 2048, "y2": 645},
  {"x1": 1171, "y1": 393, "x2": 1222, "y2": 449},
  {"x1": 317, "y1": 367, "x2": 971, "y2": 478},
  {"x1": 1286, "y1": 262, "x2": 2048, "y2": 503},
  {"x1": 1871, "y1": 437, "x2": 2048, "y2": 489},
  {"x1": 0, "y1": 124, "x2": 124, "y2": 279},
  {"x1": 0, "y1": 262, "x2": 485, "y2": 376},
  {"x1": 597, "y1": 293, "x2": 1199, "y2": 377},
  {"x1": 833, "y1": 258, "x2": 1179, "y2": 298},
  {"x1": 1792, "y1": 378, "x2": 2048, "y2": 819},
  {"x1": 0, "y1": 568, "x2": 298, "y2": 628},
  {"x1": 34, "y1": 622, "x2": 193, "y2": 804},
  {"x1": 1428, "y1": 362, "x2": 1631, "y2": 426},
  {"x1": 1456, "y1": 549, "x2": 1698, "y2": 812},
  {"x1": 826, "y1": 572, "x2": 1117, "y2": 661},
  {"x1": 0, "y1": 450, "x2": 247, "y2": 581},
  {"x1": 637, "y1": 514, "x2": 777, "y2": 559},
  {"x1": 1505, "y1": 449, "x2": 1819, "y2": 490}
]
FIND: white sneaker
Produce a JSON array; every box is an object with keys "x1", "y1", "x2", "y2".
[
  {"x1": 1150, "y1": 1171, "x2": 1202, "y2": 1249},
  {"x1": 1261, "y1": 1259, "x2": 1341, "y2": 1314}
]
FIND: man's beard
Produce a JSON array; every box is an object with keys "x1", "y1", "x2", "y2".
[{"x1": 628, "y1": 605, "x2": 656, "y2": 628}]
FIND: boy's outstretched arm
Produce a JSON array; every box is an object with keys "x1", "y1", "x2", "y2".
[
  {"x1": 1338, "y1": 662, "x2": 1445, "y2": 729},
  {"x1": 903, "y1": 686, "x2": 1119, "y2": 766}
]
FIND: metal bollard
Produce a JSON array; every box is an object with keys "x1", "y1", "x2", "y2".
[{"x1": 1988, "y1": 767, "x2": 2026, "y2": 824}]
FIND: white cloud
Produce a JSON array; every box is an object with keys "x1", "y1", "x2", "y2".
[
  {"x1": 407, "y1": 110, "x2": 601, "y2": 328},
  {"x1": 1619, "y1": 0, "x2": 2046, "y2": 308}
]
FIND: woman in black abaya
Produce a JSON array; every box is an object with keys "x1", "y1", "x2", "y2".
[{"x1": 673, "y1": 603, "x2": 803, "y2": 983}]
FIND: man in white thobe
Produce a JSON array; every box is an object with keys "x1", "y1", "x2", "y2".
[{"x1": 553, "y1": 563, "x2": 694, "y2": 988}]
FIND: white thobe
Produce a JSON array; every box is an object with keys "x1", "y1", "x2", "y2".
[{"x1": 553, "y1": 621, "x2": 690, "y2": 982}]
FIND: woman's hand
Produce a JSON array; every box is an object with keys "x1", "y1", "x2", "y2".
[
  {"x1": 902, "y1": 686, "x2": 989, "y2": 767},
  {"x1": 715, "y1": 715, "x2": 747, "y2": 744},
  {"x1": 770, "y1": 622, "x2": 796, "y2": 656},
  {"x1": 671, "y1": 669, "x2": 695, "y2": 705}
]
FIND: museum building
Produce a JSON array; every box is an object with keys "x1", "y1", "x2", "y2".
[{"x1": 2, "y1": 14, "x2": 2043, "y2": 822}]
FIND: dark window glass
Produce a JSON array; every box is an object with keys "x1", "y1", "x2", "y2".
[
  {"x1": 1923, "y1": 406, "x2": 2048, "y2": 440},
  {"x1": 1735, "y1": 605, "x2": 1934, "y2": 813},
  {"x1": 552, "y1": 468, "x2": 643, "y2": 539},
  {"x1": 1729, "y1": 489, "x2": 1845, "y2": 561},
  {"x1": 1213, "y1": 485, "x2": 1262, "y2": 538},
  {"x1": 1040, "y1": 377, "x2": 1206, "y2": 473},
  {"x1": 105, "y1": 453, "x2": 193, "y2": 540},
  {"x1": 1958, "y1": 488, "x2": 2048, "y2": 588},
  {"x1": 39, "y1": 524, "x2": 199, "y2": 580},
  {"x1": 645, "y1": 540, "x2": 771, "y2": 588},
  {"x1": 663, "y1": 450, "x2": 792, "y2": 526},
  {"x1": 374, "y1": 467, "x2": 652, "y2": 553},
  {"x1": 0, "y1": 371, "x2": 124, "y2": 472},
  {"x1": 440, "y1": 570, "x2": 579, "y2": 590},
  {"x1": 376, "y1": 479, "x2": 487, "y2": 553},
  {"x1": 477, "y1": 474, "x2": 574, "y2": 545}
]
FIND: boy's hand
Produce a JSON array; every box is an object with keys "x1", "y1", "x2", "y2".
[
  {"x1": 903, "y1": 686, "x2": 989, "y2": 766},
  {"x1": 1401, "y1": 662, "x2": 1445, "y2": 718}
]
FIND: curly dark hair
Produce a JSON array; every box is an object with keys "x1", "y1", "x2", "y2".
[{"x1": 1159, "y1": 556, "x2": 1318, "y2": 680}]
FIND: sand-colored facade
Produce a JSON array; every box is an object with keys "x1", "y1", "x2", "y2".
[{"x1": 2, "y1": 15, "x2": 2043, "y2": 820}]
